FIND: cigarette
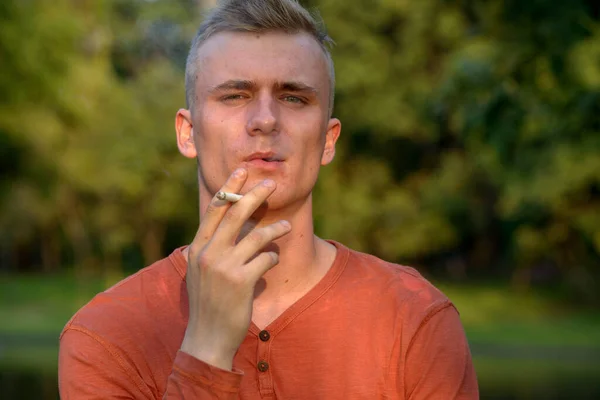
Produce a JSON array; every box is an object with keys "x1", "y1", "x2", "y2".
[{"x1": 216, "y1": 191, "x2": 243, "y2": 203}]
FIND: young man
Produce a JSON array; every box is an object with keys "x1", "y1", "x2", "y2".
[{"x1": 59, "y1": 0, "x2": 479, "y2": 398}]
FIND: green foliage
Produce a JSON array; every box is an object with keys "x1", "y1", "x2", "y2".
[
  {"x1": 1, "y1": 0, "x2": 599, "y2": 302},
  {"x1": 0, "y1": 0, "x2": 198, "y2": 274},
  {"x1": 311, "y1": 0, "x2": 600, "y2": 301}
]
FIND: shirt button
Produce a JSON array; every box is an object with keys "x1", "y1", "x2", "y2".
[
  {"x1": 257, "y1": 360, "x2": 269, "y2": 372},
  {"x1": 259, "y1": 330, "x2": 271, "y2": 342}
]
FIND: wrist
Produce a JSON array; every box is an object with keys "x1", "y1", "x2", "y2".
[{"x1": 180, "y1": 333, "x2": 235, "y2": 371}]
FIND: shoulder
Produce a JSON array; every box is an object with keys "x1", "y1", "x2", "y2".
[
  {"x1": 333, "y1": 241, "x2": 453, "y2": 317},
  {"x1": 58, "y1": 248, "x2": 189, "y2": 395},
  {"x1": 60, "y1": 247, "x2": 187, "y2": 341}
]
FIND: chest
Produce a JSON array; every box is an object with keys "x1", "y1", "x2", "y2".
[
  {"x1": 251, "y1": 299, "x2": 297, "y2": 330},
  {"x1": 232, "y1": 322, "x2": 402, "y2": 400}
]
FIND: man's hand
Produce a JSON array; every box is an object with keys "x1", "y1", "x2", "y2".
[{"x1": 180, "y1": 168, "x2": 291, "y2": 370}]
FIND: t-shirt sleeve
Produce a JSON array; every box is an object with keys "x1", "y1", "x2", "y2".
[
  {"x1": 403, "y1": 303, "x2": 479, "y2": 399},
  {"x1": 59, "y1": 327, "x2": 243, "y2": 399}
]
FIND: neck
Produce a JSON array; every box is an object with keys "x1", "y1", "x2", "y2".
[
  {"x1": 249, "y1": 197, "x2": 321, "y2": 300},
  {"x1": 187, "y1": 192, "x2": 336, "y2": 302}
]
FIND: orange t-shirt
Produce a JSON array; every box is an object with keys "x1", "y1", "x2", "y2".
[{"x1": 59, "y1": 241, "x2": 478, "y2": 399}]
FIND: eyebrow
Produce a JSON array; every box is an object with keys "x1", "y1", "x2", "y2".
[
  {"x1": 208, "y1": 80, "x2": 318, "y2": 96},
  {"x1": 208, "y1": 80, "x2": 256, "y2": 93},
  {"x1": 275, "y1": 81, "x2": 318, "y2": 95}
]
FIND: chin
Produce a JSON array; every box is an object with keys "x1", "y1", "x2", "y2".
[
  {"x1": 269, "y1": 191, "x2": 312, "y2": 213},
  {"x1": 259, "y1": 194, "x2": 288, "y2": 211}
]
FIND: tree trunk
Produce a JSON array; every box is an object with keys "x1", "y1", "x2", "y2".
[
  {"x1": 65, "y1": 214, "x2": 95, "y2": 275},
  {"x1": 62, "y1": 192, "x2": 100, "y2": 304},
  {"x1": 40, "y1": 226, "x2": 61, "y2": 273},
  {"x1": 103, "y1": 249, "x2": 123, "y2": 288},
  {"x1": 511, "y1": 265, "x2": 532, "y2": 292},
  {"x1": 141, "y1": 221, "x2": 166, "y2": 266}
]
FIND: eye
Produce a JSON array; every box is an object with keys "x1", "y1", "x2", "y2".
[
  {"x1": 220, "y1": 93, "x2": 247, "y2": 102},
  {"x1": 282, "y1": 95, "x2": 306, "y2": 104}
]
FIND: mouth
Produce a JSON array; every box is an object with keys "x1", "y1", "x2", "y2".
[
  {"x1": 244, "y1": 152, "x2": 285, "y2": 170},
  {"x1": 245, "y1": 152, "x2": 284, "y2": 162},
  {"x1": 259, "y1": 156, "x2": 283, "y2": 162}
]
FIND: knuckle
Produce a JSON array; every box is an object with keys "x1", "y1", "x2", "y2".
[
  {"x1": 247, "y1": 230, "x2": 265, "y2": 244},
  {"x1": 195, "y1": 251, "x2": 213, "y2": 268},
  {"x1": 192, "y1": 232, "x2": 210, "y2": 248},
  {"x1": 204, "y1": 203, "x2": 219, "y2": 216},
  {"x1": 228, "y1": 271, "x2": 249, "y2": 287},
  {"x1": 223, "y1": 207, "x2": 240, "y2": 223},
  {"x1": 188, "y1": 243, "x2": 200, "y2": 257}
]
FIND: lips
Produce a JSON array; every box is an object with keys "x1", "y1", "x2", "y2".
[
  {"x1": 244, "y1": 152, "x2": 284, "y2": 162},
  {"x1": 243, "y1": 151, "x2": 285, "y2": 171}
]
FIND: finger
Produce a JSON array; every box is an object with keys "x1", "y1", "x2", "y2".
[
  {"x1": 211, "y1": 179, "x2": 277, "y2": 244},
  {"x1": 230, "y1": 220, "x2": 292, "y2": 265},
  {"x1": 244, "y1": 251, "x2": 280, "y2": 283},
  {"x1": 190, "y1": 168, "x2": 247, "y2": 253}
]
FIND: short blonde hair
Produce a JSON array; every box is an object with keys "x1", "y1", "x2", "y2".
[{"x1": 185, "y1": 0, "x2": 336, "y2": 115}]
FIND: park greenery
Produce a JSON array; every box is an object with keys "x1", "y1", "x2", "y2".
[
  {"x1": 2, "y1": 1, "x2": 600, "y2": 398},
  {"x1": 1, "y1": 0, "x2": 599, "y2": 307}
]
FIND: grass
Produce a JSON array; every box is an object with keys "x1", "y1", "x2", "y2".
[
  {"x1": 0, "y1": 347, "x2": 59, "y2": 373},
  {"x1": 1, "y1": 273, "x2": 600, "y2": 368},
  {"x1": 435, "y1": 281, "x2": 600, "y2": 347},
  {"x1": 0, "y1": 273, "x2": 109, "y2": 373},
  {"x1": 0, "y1": 273, "x2": 109, "y2": 335},
  {"x1": 474, "y1": 357, "x2": 600, "y2": 398}
]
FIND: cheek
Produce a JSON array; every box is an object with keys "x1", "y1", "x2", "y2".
[
  {"x1": 291, "y1": 133, "x2": 325, "y2": 178},
  {"x1": 196, "y1": 109, "x2": 245, "y2": 159}
]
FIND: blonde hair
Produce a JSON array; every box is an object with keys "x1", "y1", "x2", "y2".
[{"x1": 185, "y1": 0, "x2": 336, "y2": 115}]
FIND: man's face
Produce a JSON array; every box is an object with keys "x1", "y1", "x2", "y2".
[{"x1": 177, "y1": 30, "x2": 340, "y2": 211}]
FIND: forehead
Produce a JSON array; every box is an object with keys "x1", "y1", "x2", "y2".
[{"x1": 194, "y1": 31, "x2": 329, "y2": 92}]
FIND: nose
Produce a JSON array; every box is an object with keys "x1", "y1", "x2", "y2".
[{"x1": 246, "y1": 92, "x2": 279, "y2": 136}]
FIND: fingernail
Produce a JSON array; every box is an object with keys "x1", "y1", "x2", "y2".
[
  {"x1": 280, "y1": 220, "x2": 291, "y2": 229},
  {"x1": 234, "y1": 168, "x2": 246, "y2": 178},
  {"x1": 263, "y1": 179, "x2": 275, "y2": 188}
]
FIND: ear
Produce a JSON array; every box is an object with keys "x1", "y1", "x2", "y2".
[
  {"x1": 321, "y1": 118, "x2": 341, "y2": 166},
  {"x1": 175, "y1": 108, "x2": 197, "y2": 159}
]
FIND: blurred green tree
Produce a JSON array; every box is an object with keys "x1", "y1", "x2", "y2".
[
  {"x1": 310, "y1": 0, "x2": 600, "y2": 301},
  {"x1": 1, "y1": 0, "x2": 598, "y2": 302}
]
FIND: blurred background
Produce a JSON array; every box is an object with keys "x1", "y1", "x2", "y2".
[{"x1": 1, "y1": 0, "x2": 600, "y2": 398}]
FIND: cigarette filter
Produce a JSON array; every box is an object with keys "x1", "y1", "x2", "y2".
[{"x1": 216, "y1": 191, "x2": 243, "y2": 203}]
